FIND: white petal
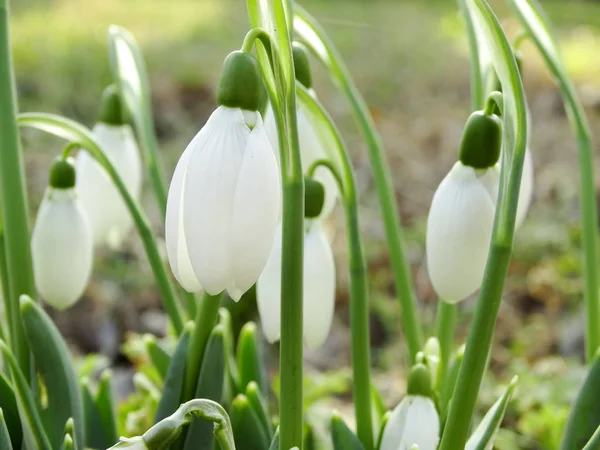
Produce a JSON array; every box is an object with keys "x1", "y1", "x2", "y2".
[
  {"x1": 426, "y1": 162, "x2": 496, "y2": 303},
  {"x1": 380, "y1": 397, "x2": 410, "y2": 450},
  {"x1": 257, "y1": 226, "x2": 283, "y2": 344},
  {"x1": 183, "y1": 106, "x2": 249, "y2": 296},
  {"x1": 165, "y1": 143, "x2": 202, "y2": 292},
  {"x1": 31, "y1": 189, "x2": 93, "y2": 309},
  {"x1": 228, "y1": 115, "x2": 281, "y2": 300},
  {"x1": 465, "y1": 395, "x2": 503, "y2": 450},
  {"x1": 399, "y1": 397, "x2": 440, "y2": 450},
  {"x1": 303, "y1": 222, "x2": 335, "y2": 349},
  {"x1": 515, "y1": 148, "x2": 533, "y2": 229}
]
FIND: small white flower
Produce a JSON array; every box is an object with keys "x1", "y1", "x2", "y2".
[
  {"x1": 32, "y1": 188, "x2": 93, "y2": 309},
  {"x1": 380, "y1": 395, "x2": 440, "y2": 450},
  {"x1": 257, "y1": 221, "x2": 335, "y2": 349},
  {"x1": 166, "y1": 106, "x2": 281, "y2": 301},
  {"x1": 426, "y1": 161, "x2": 499, "y2": 303},
  {"x1": 265, "y1": 104, "x2": 339, "y2": 217},
  {"x1": 76, "y1": 122, "x2": 142, "y2": 248}
]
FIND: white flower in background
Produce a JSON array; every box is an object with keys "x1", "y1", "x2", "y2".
[
  {"x1": 166, "y1": 50, "x2": 281, "y2": 300},
  {"x1": 380, "y1": 364, "x2": 440, "y2": 450},
  {"x1": 32, "y1": 158, "x2": 93, "y2": 310},
  {"x1": 257, "y1": 221, "x2": 336, "y2": 349},
  {"x1": 76, "y1": 85, "x2": 142, "y2": 249}
]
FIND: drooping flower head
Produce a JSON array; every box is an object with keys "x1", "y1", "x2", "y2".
[
  {"x1": 426, "y1": 109, "x2": 503, "y2": 303},
  {"x1": 32, "y1": 157, "x2": 93, "y2": 309},
  {"x1": 76, "y1": 85, "x2": 142, "y2": 249},
  {"x1": 166, "y1": 50, "x2": 281, "y2": 301}
]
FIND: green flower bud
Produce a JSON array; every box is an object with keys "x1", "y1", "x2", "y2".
[
  {"x1": 49, "y1": 157, "x2": 76, "y2": 189},
  {"x1": 99, "y1": 84, "x2": 126, "y2": 126},
  {"x1": 217, "y1": 51, "x2": 264, "y2": 111},
  {"x1": 292, "y1": 42, "x2": 312, "y2": 89},
  {"x1": 406, "y1": 363, "x2": 434, "y2": 398},
  {"x1": 458, "y1": 111, "x2": 502, "y2": 169},
  {"x1": 304, "y1": 176, "x2": 325, "y2": 218}
]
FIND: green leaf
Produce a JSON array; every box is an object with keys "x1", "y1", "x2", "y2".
[
  {"x1": 183, "y1": 325, "x2": 226, "y2": 450},
  {"x1": 375, "y1": 412, "x2": 390, "y2": 450},
  {"x1": 245, "y1": 381, "x2": 274, "y2": 440},
  {"x1": 560, "y1": 351, "x2": 600, "y2": 449},
  {"x1": 465, "y1": 376, "x2": 518, "y2": 450},
  {"x1": 219, "y1": 308, "x2": 240, "y2": 407},
  {"x1": 269, "y1": 429, "x2": 280, "y2": 450},
  {"x1": 440, "y1": 346, "x2": 464, "y2": 422},
  {"x1": 236, "y1": 322, "x2": 266, "y2": 393},
  {"x1": 19, "y1": 296, "x2": 85, "y2": 449},
  {"x1": 230, "y1": 394, "x2": 271, "y2": 450},
  {"x1": 583, "y1": 424, "x2": 600, "y2": 450},
  {"x1": 96, "y1": 369, "x2": 119, "y2": 446},
  {"x1": 0, "y1": 371, "x2": 21, "y2": 447},
  {"x1": 155, "y1": 323, "x2": 193, "y2": 423},
  {"x1": 0, "y1": 341, "x2": 52, "y2": 450},
  {"x1": 331, "y1": 412, "x2": 365, "y2": 450},
  {"x1": 82, "y1": 379, "x2": 110, "y2": 449},
  {"x1": 145, "y1": 335, "x2": 171, "y2": 381},
  {"x1": 0, "y1": 409, "x2": 13, "y2": 450},
  {"x1": 60, "y1": 434, "x2": 73, "y2": 450}
]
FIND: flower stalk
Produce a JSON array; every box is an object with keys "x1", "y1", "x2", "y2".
[{"x1": 434, "y1": 301, "x2": 456, "y2": 391}]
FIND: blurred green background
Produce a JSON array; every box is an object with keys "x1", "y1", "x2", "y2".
[{"x1": 9, "y1": 0, "x2": 600, "y2": 448}]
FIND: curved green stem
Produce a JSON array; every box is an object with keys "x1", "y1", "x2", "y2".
[
  {"x1": 0, "y1": 0, "x2": 34, "y2": 376},
  {"x1": 458, "y1": 0, "x2": 485, "y2": 109},
  {"x1": 294, "y1": 6, "x2": 423, "y2": 364},
  {"x1": 241, "y1": 28, "x2": 271, "y2": 54},
  {"x1": 434, "y1": 301, "x2": 457, "y2": 392},
  {"x1": 18, "y1": 113, "x2": 185, "y2": 335},
  {"x1": 301, "y1": 86, "x2": 374, "y2": 450}
]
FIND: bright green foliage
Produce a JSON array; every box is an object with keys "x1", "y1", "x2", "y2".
[{"x1": 331, "y1": 413, "x2": 365, "y2": 450}]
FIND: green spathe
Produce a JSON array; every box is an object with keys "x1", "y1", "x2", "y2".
[
  {"x1": 292, "y1": 42, "x2": 312, "y2": 89},
  {"x1": 406, "y1": 363, "x2": 434, "y2": 398},
  {"x1": 99, "y1": 85, "x2": 126, "y2": 126},
  {"x1": 217, "y1": 51, "x2": 264, "y2": 111},
  {"x1": 304, "y1": 176, "x2": 325, "y2": 218},
  {"x1": 49, "y1": 157, "x2": 76, "y2": 189},
  {"x1": 458, "y1": 111, "x2": 502, "y2": 169}
]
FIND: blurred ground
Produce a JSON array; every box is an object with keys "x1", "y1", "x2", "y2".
[{"x1": 9, "y1": 0, "x2": 600, "y2": 448}]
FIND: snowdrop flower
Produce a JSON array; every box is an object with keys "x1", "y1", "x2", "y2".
[
  {"x1": 76, "y1": 85, "x2": 142, "y2": 249},
  {"x1": 166, "y1": 50, "x2": 280, "y2": 300},
  {"x1": 426, "y1": 110, "x2": 502, "y2": 303},
  {"x1": 32, "y1": 157, "x2": 93, "y2": 309},
  {"x1": 380, "y1": 364, "x2": 440, "y2": 450},
  {"x1": 109, "y1": 437, "x2": 147, "y2": 450},
  {"x1": 264, "y1": 43, "x2": 339, "y2": 217},
  {"x1": 257, "y1": 177, "x2": 335, "y2": 349}
]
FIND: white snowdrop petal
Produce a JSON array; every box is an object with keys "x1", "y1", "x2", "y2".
[
  {"x1": 31, "y1": 189, "x2": 93, "y2": 309},
  {"x1": 165, "y1": 144, "x2": 202, "y2": 292},
  {"x1": 183, "y1": 106, "x2": 249, "y2": 295},
  {"x1": 380, "y1": 397, "x2": 411, "y2": 450},
  {"x1": 257, "y1": 226, "x2": 283, "y2": 344},
  {"x1": 426, "y1": 162, "x2": 496, "y2": 303},
  {"x1": 228, "y1": 116, "x2": 281, "y2": 301},
  {"x1": 399, "y1": 397, "x2": 440, "y2": 450},
  {"x1": 303, "y1": 222, "x2": 335, "y2": 349},
  {"x1": 515, "y1": 148, "x2": 533, "y2": 229}
]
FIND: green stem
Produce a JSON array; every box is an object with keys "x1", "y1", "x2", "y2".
[
  {"x1": 303, "y1": 87, "x2": 374, "y2": 449},
  {"x1": 137, "y1": 129, "x2": 168, "y2": 218},
  {"x1": 0, "y1": 0, "x2": 34, "y2": 376},
  {"x1": 434, "y1": 301, "x2": 457, "y2": 391},
  {"x1": 0, "y1": 235, "x2": 10, "y2": 343},
  {"x1": 583, "y1": 424, "x2": 600, "y2": 450},
  {"x1": 458, "y1": 0, "x2": 485, "y2": 110},
  {"x1": 294, "y1": 6, "x2": 423, "y2": 364},
  {"x1": 182, "y1": 292, "x2": 222, "y2": 401},
  {"x1": 183, "y1": 292, "x2": 197, "y2": 320}
]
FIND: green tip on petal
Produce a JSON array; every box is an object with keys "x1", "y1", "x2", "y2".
[
  {"x1": 458, "y1": 110, "x2": 502, "y2": 169},
  {"x1": 217, "y1": 51, "x2": 264, "y2": 111},
  {"x1": 292, "y1": 42, "x2": 312, "y2": 89},
  {"x1": 49, "y1": 157, "x2": 77, "y2": 189},
  {"x1": 99, "y1": 84, "x2": 126, "y2": 126},
  {"x1": 304, "y1": 176, "x2": 325, "y2": 218},
  {"x1": 406, "y1": 363, "x2": 434, "y2": 398}
]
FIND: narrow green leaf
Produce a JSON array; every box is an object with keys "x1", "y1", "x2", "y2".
[
  {"x1": 145, "y1": 335, "x2": 171, "y2": 381},
  {"x1": 96, "y1": 370, "x2": 119, "y2": 446},
  {"x1": 20, "y1": 296, "x2": 85, "y2": 449},
  {"x1": 583, "y1": 424, "x2": 600, "y2": 450},
  {"x1": 245, "y1": 381, "x2": 274, "y2": 440},
  {"x1": 219, "y1": 307, "x2": 240, "y2": 406},
  {"x1": 236, "y1": 322, "x2": 266, "y2": 393},
  {"x1": 440, "y1": 346, "x2": 464, "y2": 421},
  {"x1": 230, "y1": 394, "x2": 270, "y2": 450},
  {"x1": 155, "y1": 323, "x2": 193, "y2": 423},
  {"x1": 331, "y1": 412, "x2": 365, "y2": 450},
  {"x1": 0, "y1": 371, "x2": 21, "y2": 447},
  {"x1": 269, "y1": 429, "x2": 280, "y2": 450},
  {"x1": 0, "y1": 341, "x2": 52, "y2": 450},
  {"x1": 560, "y1": 350, "x2": 600, "y2": 449},
  {"x1": 82, "y1": 379, "x2": 110, "y2": 449},
  {"x1": 0, "y1": 409, "x2": 13, "y2": 450},
  {"x1": 183, "y1": 325, "x2": 226, "y2": 450},
  {"x1": 375, "y1": 412, "x2": 390, "y2": 450},
  {"x1": 465, "y1": 376, "x2": 518, "y2": 450}
]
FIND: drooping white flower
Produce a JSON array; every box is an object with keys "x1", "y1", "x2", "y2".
[
  {"x1": 32, "y1": 159, "x2": 93, "y2": 309},
  {"x1": 379, "y1": 395, "x2": 440, "y2": 450},
  {"x1": 257, "y1": 221, "x2": 335, "y2": 349},
  {"x1": 426, "y1": 162, "x2": 499, "y2": 303},
  {"x1": 166, "y1": 106, "x2": 281, "y2": 300},
  {"x1": 76, "y1": 87, "x2": 142, "y2": 249}
]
